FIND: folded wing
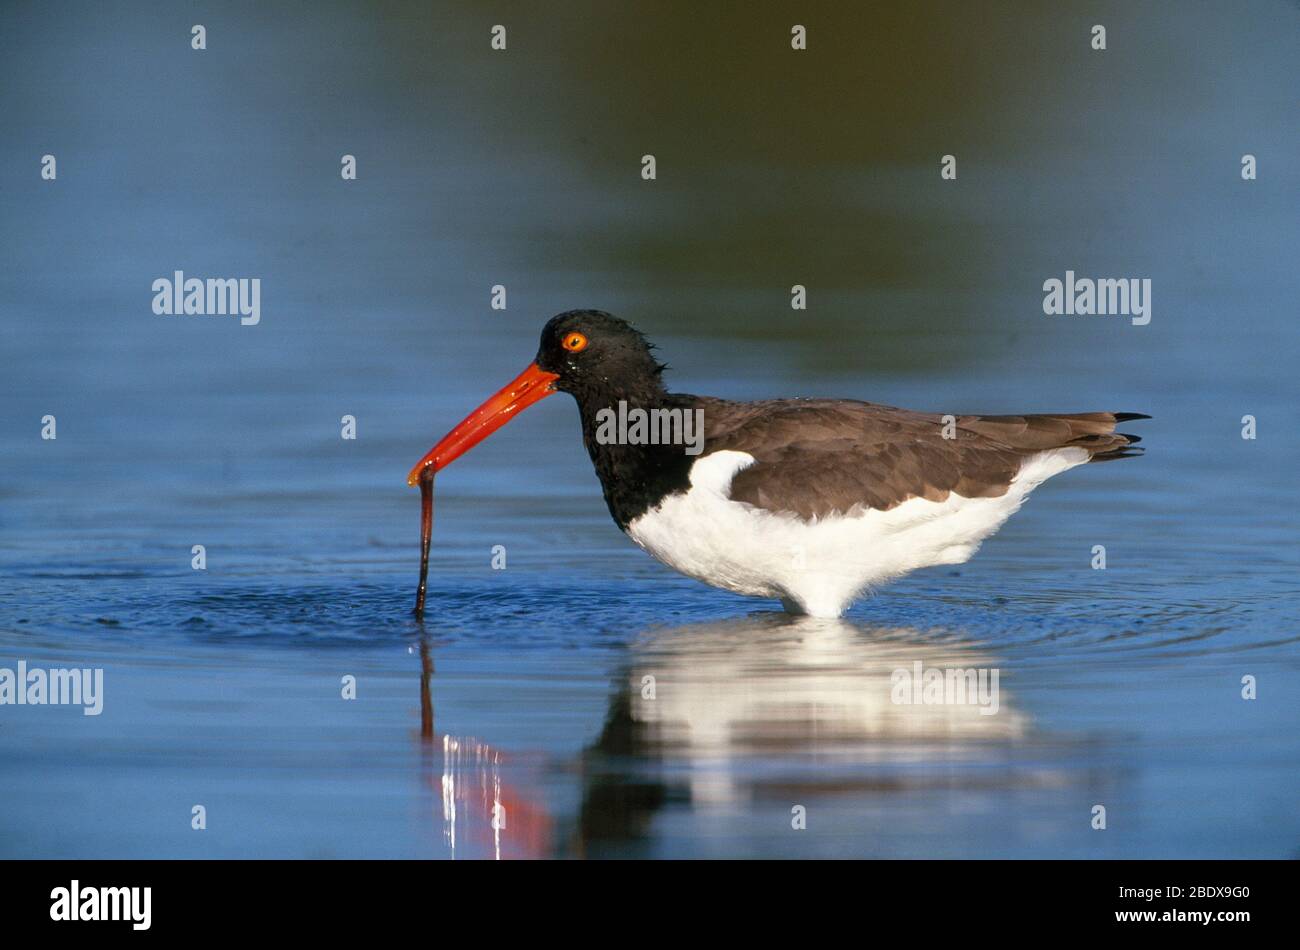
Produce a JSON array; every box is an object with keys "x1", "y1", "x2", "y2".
[{"x1": 695, "y1": 398, "x2": 1146, "y2": 520}]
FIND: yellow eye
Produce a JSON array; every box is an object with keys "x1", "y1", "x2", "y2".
[{"x1": 562, "y1": 331, "x2": 588, "y2": 352}]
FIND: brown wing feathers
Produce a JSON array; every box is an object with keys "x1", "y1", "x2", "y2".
[{"x1": 702, "y1": 399, "x2": 1147, "y2": 520}]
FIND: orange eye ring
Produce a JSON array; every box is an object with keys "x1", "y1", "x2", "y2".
[{"x1": 562, "y1": 331, "x2": 588, "y2": 352}]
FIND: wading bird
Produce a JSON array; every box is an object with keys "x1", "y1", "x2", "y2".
[{"x1": 408, "y1": 310, "x2": 1146, "y2": 618}]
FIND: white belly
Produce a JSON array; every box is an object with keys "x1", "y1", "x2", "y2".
[{"x1": 624, "y1": 448, "x2": 1088, "y2": 618}]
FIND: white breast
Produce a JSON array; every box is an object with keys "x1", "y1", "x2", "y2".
[{"x1": 625, "y1": 448, "x2": 1088, "y2": 618}]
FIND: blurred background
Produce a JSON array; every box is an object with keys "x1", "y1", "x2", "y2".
[{"x1": 1, "y1": 1, "x2": 1297, "y2": 858}]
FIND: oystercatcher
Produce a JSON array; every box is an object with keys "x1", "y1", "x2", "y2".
[{"x1": 408, "y1": 310, "x2": 1146, "y2": 618}]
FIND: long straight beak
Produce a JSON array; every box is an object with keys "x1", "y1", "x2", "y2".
[{"x1": 406, "y1": 362, "x2": 560, "y2": 486}]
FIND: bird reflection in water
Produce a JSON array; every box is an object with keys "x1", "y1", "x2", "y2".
[
  {"x1": 573, "y1": 614, "x2": 1036, "y2": 857},
  {"x1": 415, "y1": 635, "x2": 552, "y2": 860},
  {"x1": 416, "y1": 616, "x2": 1047, "y2": 858}
]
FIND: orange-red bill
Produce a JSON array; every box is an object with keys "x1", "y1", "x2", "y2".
[{"x1": 406, "y1": 362, "x2": 560, "y2": 486}]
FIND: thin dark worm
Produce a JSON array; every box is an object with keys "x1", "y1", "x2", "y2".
[{"x1": 414, "y1": 471, "x2": 434, "y2": 619}]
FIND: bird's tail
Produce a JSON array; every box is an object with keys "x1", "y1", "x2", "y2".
[
  {"x1": 1086, "y1": 412, "x2": 1149, "y2": 461},
  {"x1": 959, "y1": 411, "x2": 1149, "y2": 462}
]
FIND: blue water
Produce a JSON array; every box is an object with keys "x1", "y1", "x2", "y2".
[{"x1": 2, "y1": 1, "x2": 1298, "y2": 858}]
